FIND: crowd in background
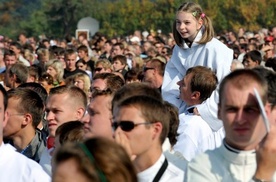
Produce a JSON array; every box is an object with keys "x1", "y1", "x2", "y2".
[{"x1": 0, "y1": 3, "x2": 276, "y2": 181}]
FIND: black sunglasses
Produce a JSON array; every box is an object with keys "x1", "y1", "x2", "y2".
[
  {"x1": 143, "y1": 67, "x2": 155, "y2": 72},
  {"x1": 112, "y1": 121, "x2": 153, "y2": 132},
  {"x1": 95, "y1": 67, "x2": 103, "y2": 72}
]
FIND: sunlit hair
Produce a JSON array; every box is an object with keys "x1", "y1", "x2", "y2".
[
  {"x1": 173, "y1": 2, "x2": 214, "y2": 47},
  {"x1": 53, "y1": 137, "x2": 138, "y2": 182},
  {"x1": 95, "y1": 59, "x2": 113, "y2": 70},
  {"x1": 36, "y1": 48, "x2": 50, "y2": 62},
  {"x1": 112, "y1": 82, "x2": 163, "y2": 113},
  {"x1": 7, "y1": 88, "x2": 44, "y2": 128},
  {"x1": 55, "y1": 121, "x2": 84, "y2": 145},
  {"x1": 92, "y1": 73, "x2": 125, "y2": 92},
  {"x1": 186, "y1": 66, "x2": 218, "y2": 102},
  {"x1": 45, "y1": 59, "x2": 64, "y2": 83},
  {"x1": 73, "y1": 73, "x2": 91, "y2": 98},
  {"x1": 117, "y1": 95, "x2": 169, "y2": 144},
  {"x1": 49, "y1": 85, "x2": 87, "y2": 110}
]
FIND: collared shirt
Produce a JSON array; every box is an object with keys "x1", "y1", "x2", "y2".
[
  {"x1": 174, "y1": 112, "x2": 225, "y2": 161},
  {"x1": 185, "y1": 140, "x2": 276, "y2": 182},
  {"x1": 138, "y1": 154, "x2": 184, "y2": 182}
]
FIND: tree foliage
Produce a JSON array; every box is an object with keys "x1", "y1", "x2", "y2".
[{"x1": 0, "y1": 0, "x2": 275, "y2": 39}]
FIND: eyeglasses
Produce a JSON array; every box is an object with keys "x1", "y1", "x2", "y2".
[
  {"x1": 143, "y1": 67, "x2": 155, "y2": 72},
  {"x1": 95, "y1": 67, "x2": 103, "y2": 72},
  {"x1": 112, "y1": 120, "x2": 153, "y2": 132}
]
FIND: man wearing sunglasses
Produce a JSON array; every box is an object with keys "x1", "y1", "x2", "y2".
[
  {"x1": 113, "y1": 95, "x2": 184, "y2": 181},
  {"x1": 94, "y1": 59, "x2": 113, "y2": 76},
  {"x1": 142, "y1": 58, "x2": 166, "y2": 92}
]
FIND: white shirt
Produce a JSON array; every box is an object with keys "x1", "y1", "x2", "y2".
[
  {"x1": 162, "y1": 28, "x2": 233, "y2": 131},
  {"x1": 0, "y1": 143, "x2": 50, "y2": 182},
  {"x1": 174, "y1": 112, "x2": 225, "y2": 161},
  {"x1": 162, "y1": 137, "x2": 188, "y2": 171},
  {"x1": 39, "y1": 147, "x2": 53, "y2": 176},
  {"x1": 185, "y1": 141, "x2": 276, "y2": 182},
  {"x1": 138, "y1": 154, "x2": 184, "y2": 182}
]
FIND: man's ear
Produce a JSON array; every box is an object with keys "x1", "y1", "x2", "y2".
[
  {"x1": 76, "y1": 107, "x2": 85, "y2": 120},
  {"x1": 191, "y1": 91, "x2": 200, "y2": 100},
  {"x1": 152, "y1": 122, "x2": 162, "y2": 141},
  {"x1": 22, "y1": 113, "x2": 32, "y2": 126}
]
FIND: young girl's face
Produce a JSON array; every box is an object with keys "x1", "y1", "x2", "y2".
[{"x1": 176, "y1": 11, "x2": 203, "y2": 42}]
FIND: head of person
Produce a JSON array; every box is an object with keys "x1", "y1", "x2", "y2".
[
  {"x1": 124, "y1": 68, "x2": 142, "y2": 84},
  {"x1": 38, "y1": 73, "x2": 54, "y2": 93},
  {"x1": 76, "y1": 59, "x2": 88, "y2": 71},
  {"x1": 143, "y1": 58, "x2": 165, "y2": 88},
  {"x1": 177, "y1": 66, "x2": 218, "y2": 106},
  {"x1": 142, "y1": 41, "x2": 153, "y2": 52},
  {"x1": 46, "y1": 85, "x2": 87, "y2": 137},
  {"x1": 113, "y1": 95, "x2": 169, "y2": 156},
  {"x1": 65, "y1": 49, "x2": 77, "y2": 71},
  {"x1": 18, "y1": 82, "x2": 48, "y2": 107},
  {"x1": 82, "y1": 89, "x2": 114, "y2": 140},
  {"x1": 3, "y1": 88, "x2": 44, "y2": 138},
  {"x1": 112, "y1": 82, "x2": 163, "y2": 114},
  {"x1": 54, "y1": 120, "x2": 84, "y2": 150},
  {"x1": 91, "y1": 73, "x2": 125, "y2": 93},
  {"x1": 218, "y1": 69, "x2": 269, "y2": 151},
  {"x1": 103, "y1": 40, "x2": 113, "y2": 53},
  {"x1": 243, "y1": 50, "x2": 262, "y2": 69},
  {"x1": 94, "y1": 59, "x2": 113, "y2": 75},
  {"x1": 112, "y1": 55, "x2": 127, "y2": 72},
  {"x1": 27, "y1": 65, "x2": 40, "y2": 83},
  {"x1": 36, "y1": 48, "x2": 50, "y2": 64},
  {"x1": 56, "y1": 49, "x2": 66, "y2": 68},
  {"x1": 9, "y1": 41, "x2": 22, "y2": 56},
  {"x1": 52, "y1": 137, "x2": 138, "y2": 182},
  {"x1": 77, "y1": 45, "x2": 89, "y2": 59},
  {"x1": 112, "y1": 42, "x2": 125, "y2": 56},
  {"x1": 4, "y1": 49, "x2": 17, "y2": 69},
  {"x1": 45, "y1": 59, "x2": 64, "y2": 83},
  {"x1": 173, "y1": 2, "x2": 214, "y2": 47},
  {"x1": 73, "y1": 73, "x2": 91, "y2": 98},
  {"x1": 7, "y1": 63, "x2": 29, "y2": 88}
]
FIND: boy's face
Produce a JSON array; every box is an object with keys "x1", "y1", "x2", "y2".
[
  {"x1": 177, "y1": 73, "x2": 193, "y2": 106},
  {"x1": 112, "y1": 60, "x2": 125, "y2": 71}
]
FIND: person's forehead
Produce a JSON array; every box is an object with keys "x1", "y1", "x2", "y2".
[
  {"x1": 92, "y1": 79, "x2": 106, "y2": 89},
  {"x1": 91, "y1": 95, "x2": 111, "y2": 108},
  {"x1": 66, "y1": 54, "x2": 76, "y2": 59},
  {"x1": 47, "y1": 93, "x2": 69, "y2": 105},
  {"x1": 4, "y1": 55, "x2": 16, "y2": 60}
]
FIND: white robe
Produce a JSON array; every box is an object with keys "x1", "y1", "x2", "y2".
[
  {"x1": 174, "y1": 110, "x2": 225, "y2": 161},
  {"x1": 185, "y1": 141, "x2": 276, "y2": 182},
  {"x1": 0, "y1": 143, "x2": 50, "y2": 182},
  {"x1": 162, "y1": 28, "x2": 233, "y2": 131}
]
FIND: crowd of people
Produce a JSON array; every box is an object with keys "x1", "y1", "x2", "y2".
[{"x1": 0, "y1": 1, "x2": 276, "y2": 182}]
